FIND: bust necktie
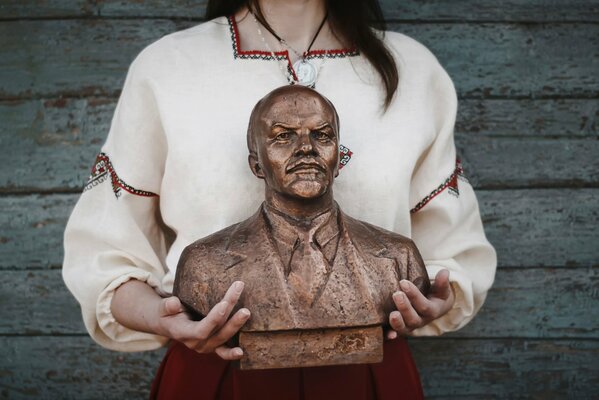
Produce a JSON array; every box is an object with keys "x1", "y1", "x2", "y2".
[{"x1": 287, "y1": 221, "x2": 333, "y2": 308}]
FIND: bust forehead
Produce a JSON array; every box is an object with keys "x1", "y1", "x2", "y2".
[
  {"x1": 256, "y1": 86, "x2": 337, "y2": 126},
  {"x1": 247, "y1": 85, "x2": 340, "y2": 153}
]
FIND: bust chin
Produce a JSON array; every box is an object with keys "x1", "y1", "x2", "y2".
[{"x1": 174, "y1": 85, "x2": 429, "y2": 369}]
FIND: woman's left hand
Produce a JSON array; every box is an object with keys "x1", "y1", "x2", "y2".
[{"x1": 387, "y1": 269, "x2": 455, "y2": 339}]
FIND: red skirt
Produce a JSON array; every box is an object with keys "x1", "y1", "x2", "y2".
[{"x1": 150, "y1": 338, "x2": 424, "y2": 400}]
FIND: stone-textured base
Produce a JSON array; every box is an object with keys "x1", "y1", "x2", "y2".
[{"x1": 239, "y1": 325, "x2": 383, "y2": 370}]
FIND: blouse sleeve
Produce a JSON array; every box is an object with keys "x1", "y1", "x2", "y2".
[
  {"x1": 408, "y1": 60, "x2": 497, "y2": 336},
  {"x1": 62, "y1": 48, "x2": 171, "y2": 351}
]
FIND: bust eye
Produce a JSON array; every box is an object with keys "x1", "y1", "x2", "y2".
[
  {"x1": 312, "y1": 131, "x2": 331, "y2": 142},
  {"x1": 275, "y1": 131, "x2": 293, "y2": 141}
]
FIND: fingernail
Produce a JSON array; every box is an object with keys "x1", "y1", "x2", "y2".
[
  {"x1": 235, "y1": 281, "x2": 244, "y2": 294},
  {"x1": 234, "y1": 348, "x2": 243, "y2": 357},
  {"x1": 391, "y1": 311, "x2": 400, "y2": 321},
  {"x1": 388, "y1": 331, "x2": 397, "y2": 340},
  {"x1": 393, "y1": 292, "x2": 404, "y2": 304},
  {"x1": 400, "y1": 280, "x2": 411, "y2": 292},
  {"x1": 240, "y1": 308, "x2": 250, "y2": 318}
]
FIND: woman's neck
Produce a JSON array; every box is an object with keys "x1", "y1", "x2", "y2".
[
  {"x1": 234, "y1": 1, "x2": 343, "y2": 64},
  {"x1": 256, "y1": 0, "x2": 327, "y2": 46}
]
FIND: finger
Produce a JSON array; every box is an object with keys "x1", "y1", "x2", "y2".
[
  {"x1": 159, "y1": 296, "x2": 185, "y2": 317},
  {"x1": 389, "y1": 310, "x2": 410, "y2": 335},
  {"x1": 393, "y1": 291, "x2": 423, "y2": 329},
  {"x1": 220, "y1": 281, "x2": 245, "y2": 319},
  {"x1": 385, "y1": 328, "x2": 398, "y2": 340},
  {"x1": 399, "y1": 280, "x2": 434, "y2": 318},
  {"x1": 193, "y1": 281, "x2": 245, "y2": 340},
  {"x1": 431, "y1": 269, "x2": 452, "y2": 300},
  {"x1": 194, "y1": 300, "x2": 230, "y2": 340},
  {"x1": 214, "y1": 345, "x2": 244, "y2": 361},
  {"x1": 205, "y1": 308, "x2": 251, "y2": 348}
]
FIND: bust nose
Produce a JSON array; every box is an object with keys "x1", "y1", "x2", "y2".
[{"x1": 294, "y1": 132, "x2": 317, "y2": 156}]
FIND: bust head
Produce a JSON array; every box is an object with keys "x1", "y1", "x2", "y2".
[{"x1": 247, "y1": 86, "x2": 340, "y2": 201}]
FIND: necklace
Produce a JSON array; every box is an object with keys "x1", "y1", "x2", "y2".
[{"x1": 252, "y1": 11, "x2": 329, "y2": 87}]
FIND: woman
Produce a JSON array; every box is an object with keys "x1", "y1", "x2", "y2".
[{"x1": 63, "y1": 0, "x2": 497, "y2": 398}]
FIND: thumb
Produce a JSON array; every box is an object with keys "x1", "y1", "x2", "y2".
[
  {"x1": 432, "y1": 269, "x2": 452, "y2": 300},
  {"x1": 159, "y1": 296, "x2": 184, "y2": 317}
]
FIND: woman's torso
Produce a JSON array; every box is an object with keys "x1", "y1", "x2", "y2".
[{"x1": 137, "y1": 17, "x2": 441, "y2": 290}]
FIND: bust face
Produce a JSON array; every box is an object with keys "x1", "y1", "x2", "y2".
[{"x1": 251, "y1": 87, "x2": 340, "y2": 200}]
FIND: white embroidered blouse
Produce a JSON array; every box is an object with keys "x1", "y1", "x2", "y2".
[{"x1": 63, "y1": 16, "x2": 497, "y2": 351}]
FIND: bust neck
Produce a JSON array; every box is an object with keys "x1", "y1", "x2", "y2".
[{"x1": 265, "y1": 189, "x2": 334, "y2": 221}]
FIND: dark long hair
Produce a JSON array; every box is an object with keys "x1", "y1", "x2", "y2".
[{"x1": 206, "y1": 0, "x2": 398, "y2": 110}]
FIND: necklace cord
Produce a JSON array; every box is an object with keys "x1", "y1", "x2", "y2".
[
  {"x1": 305, "y1": 13, "x2": 328, "y2": 56},
  {"x1": 252, "y1": 10, "x2": 328, "y2": 58},
  {"x1": 251, "y1": 10, "x2": 330, "y2": 87}
]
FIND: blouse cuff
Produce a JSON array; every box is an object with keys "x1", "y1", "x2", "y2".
[
  {"x1": 409, "y1": 264, "x2": 475, "y2": 336},
  {"x1": 95, "y1": 271, "x2": 169, "y2": 352}
]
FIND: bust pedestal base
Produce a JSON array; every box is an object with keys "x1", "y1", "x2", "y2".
[{"x1": 239, "y1": 325, "x2": 383, "y2": 370}]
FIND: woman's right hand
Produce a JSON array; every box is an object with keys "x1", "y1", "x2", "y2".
[
  {"x1": 154, "y1": 281, "x2": 251, "y2": 360},
  {"x1": 111, "y1": 279, "x2": 250, "y2": 361}
]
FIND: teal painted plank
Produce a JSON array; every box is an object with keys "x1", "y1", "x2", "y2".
[
  {"x1": 0, "y1": 194, "x2": 76, "y2": 268},
  {"x1": 1, "y1": 190, "x2": 597, "y2": 269},
  {"x1": 0, "y1": 0, "x2": 95, "y2": 18},
  {"x1": 456, "y1": 136, "x2": 599, "y2": 189},
  {"x1": 0, "y1": 21, "x2": 597, "y2": 99},
  {"x1": 0, "y1": 98, "x2": 111, "y2": 191},
  {"x1": 1, "y1": 97, "x2": 597, "y2": 191},
  {"x1": 448, "y1": 267, "x2": 598, "y2": 339},
  {"x1": 97, "y1": 0, "x2": 599, "y2": 21},
  {"x1": 480, "y1": 190, "x2": 599, "y2": 268},
  {"x1": 2, "y1": 0, "x2": 599, "y2": 21},
  {"x1": 393, "y1": 22, "x2": 599, "y2": 99},
  {"x1": 457, "y1": 99, "x2": 598, "y2": 138},
  {"x1": 0, "y1": 270, "x2": 84, "y2": 335},
  {"x1": 410, "y1": 338, "x2": 599, "y2": 399},
  {"x1": 0, "y1": 336, "x2": 597, "y2": 399},
  {"x1": 382, "y1": 0, "x2": 599, "y2": 22},
  {"x1": 1, "y1": 268, "x2": 596, "y2": 338},
  {"x1": 0, "y1": 336, "x2": 164, "y2": 399}
]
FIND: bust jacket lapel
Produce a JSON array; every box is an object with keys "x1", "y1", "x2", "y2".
[{"x1": 222, "y1": 205, "x2": 300, "y2": 331}]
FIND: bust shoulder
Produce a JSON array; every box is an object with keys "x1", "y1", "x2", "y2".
[{"x1": 341, "y1": 211, "x2": 416, "y2": 250}]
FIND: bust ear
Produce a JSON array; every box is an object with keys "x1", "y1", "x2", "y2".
[{"x1": 248, "y1": 153, "x2": 265, "y2": 179}]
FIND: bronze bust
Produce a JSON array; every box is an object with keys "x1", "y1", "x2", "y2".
[{"x1": 174, "y1": 85, "x2": 430, "y2": 369}]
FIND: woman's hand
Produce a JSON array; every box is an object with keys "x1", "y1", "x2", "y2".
[
  {"x1": 111, "y1": 279, "x2": 250, "y2": 360},
  {"x1": 153, "y1": 281, "x2": 251, "y2": 360},
  {"x1": 386, "y1": 269, "x2": 455, "y2": 339}
]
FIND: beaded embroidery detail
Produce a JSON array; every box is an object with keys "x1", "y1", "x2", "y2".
[
  {"x1": 410, "y1": 158, "x2": 467, "y2": 214},
  {"x1": 83, "y1": 153, "x2": 158, "y2": 198},
  {"x1": 338, "y1": 145, "x2": 353, "y2": 170}
]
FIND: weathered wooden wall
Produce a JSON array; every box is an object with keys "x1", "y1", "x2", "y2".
[{"x1": 1, "y1": 1, "x2": 598, "y2": 398}]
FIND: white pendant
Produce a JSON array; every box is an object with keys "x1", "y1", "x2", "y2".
[{"x1": 293, "y1": 59, "x2": 318, "y2": 87}]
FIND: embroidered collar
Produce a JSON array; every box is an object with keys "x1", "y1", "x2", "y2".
[{"x1": 227, "y1": 15, "x2": 360, "y2": 61}]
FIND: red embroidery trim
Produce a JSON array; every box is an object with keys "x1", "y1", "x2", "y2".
[
  {"x1": 83, "y1": 153, "x2": 158, "y2": 199},
  {"x1": 227, "y1": 16, "x2": 359, "y2": 64},
  {"x1": 338, "y1": 144, "x2": 353, "y2": 170},
  {"x1": 410, "y1": 158, "x2": 466, "y2": 214}
]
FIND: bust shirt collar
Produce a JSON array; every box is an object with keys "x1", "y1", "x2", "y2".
[{"x1": 263, "y1": 202, "x2": 340, "y2": 266}]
